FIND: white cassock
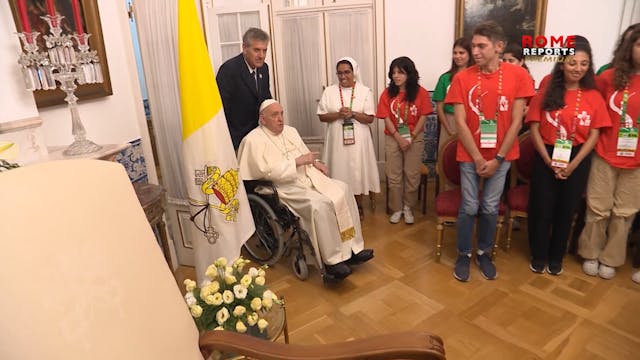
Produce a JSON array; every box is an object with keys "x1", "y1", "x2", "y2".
[{"x1": 237, "y1": 125, "x2": 364, "y2": 266}]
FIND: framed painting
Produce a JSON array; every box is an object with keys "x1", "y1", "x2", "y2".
[
  {"x1": 455, "y1": 0, "x2": 547, "y2": 46},
  {"x1": 8, "y1": 0, "x2": 113, "y2": 108}
]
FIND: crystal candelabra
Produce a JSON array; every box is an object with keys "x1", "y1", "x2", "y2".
[{"x1": 17, "y1": 14, "x2": 103, "y2": 156}]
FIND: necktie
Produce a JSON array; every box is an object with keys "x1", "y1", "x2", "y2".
[{"x1": 252, "y1": 70, "x2": 258, "y2": 92}]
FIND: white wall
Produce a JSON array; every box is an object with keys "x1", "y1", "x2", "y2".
[
  {"x1": 385, "y1": 0, "x2": 638, "y2": 91},
  {"x1": 0, "y1": 0, "x2": 157, "y2": 182}
]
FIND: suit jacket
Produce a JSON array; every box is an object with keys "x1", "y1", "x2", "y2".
[{"x1": 216, "y1": 53, "x2": 272, "y2": 149}]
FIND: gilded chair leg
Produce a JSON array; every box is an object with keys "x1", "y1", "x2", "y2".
[
  {"x1": 436, "y1": 223, "x2": 444, "y2": 262},
  {"x1": 493, "y1": 220, "x2": 503, "y2": 259},
  {"x1": 506, "y1": 217, "x2": 514, "y2": 252}
]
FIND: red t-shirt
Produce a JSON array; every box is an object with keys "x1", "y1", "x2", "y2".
[
  {"x1": 525, "y1": 87, "x2": 611, "y2": 145},
  {"x1": 445, "y1": 62, "x2": 535, "y2": 162},
  {"x1": 376, "y1": 86, "x2": 433, "y2": 135},
  {"x1": 594, "y1": 69, "x2": 640, "y2": 168}
]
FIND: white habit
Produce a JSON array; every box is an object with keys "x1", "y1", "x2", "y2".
[
  {"x1": 237, "y1": 125, "x2": 364, "y2": 266},
  {"x1": 317, "y1": 75, "x2": 380, "y2": 195}
]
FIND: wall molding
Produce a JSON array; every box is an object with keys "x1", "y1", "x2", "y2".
[{"x1": 0, "y1": 117, "x2": 42, "y2": 134}]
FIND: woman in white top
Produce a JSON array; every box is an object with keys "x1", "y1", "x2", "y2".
[{"x1": 317, "y1": 57, "x2": 380, "y2": 219}]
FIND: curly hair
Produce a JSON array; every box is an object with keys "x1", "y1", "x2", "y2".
[
  {"x1": 387, "y1": 56, "x2": 420, "y2": 102},
  {"x1": 612, "y1": 28, "x2": 640, "y2": 90},
  {"x1": 542, "y1": 36, "x2": 596, "y2": 111}
]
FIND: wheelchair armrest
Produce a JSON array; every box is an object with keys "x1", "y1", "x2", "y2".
[{"x1": 244, "y1": 180, "x2": 277, "y2": 195}]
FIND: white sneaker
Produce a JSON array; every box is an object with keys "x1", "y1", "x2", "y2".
[
  {"x1": 598, "y1": 264, "x2": 616, "y2": 279},
  {"x1": 582, "y1": 259, "x2": 599, "y2": 276},
  {"x1": 632, "y1": 271, "x2": 640, "y2": 284},
  {"x1": 403, "y1": 205, "x2": 414, "y2": 224},
  {"x1": 389, "y1": 211, "x2": 402, "y2": 224}
]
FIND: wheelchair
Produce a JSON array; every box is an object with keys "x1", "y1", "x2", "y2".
[{"x1": 243, "y1": 180, "x2": 343, "y2": 283}]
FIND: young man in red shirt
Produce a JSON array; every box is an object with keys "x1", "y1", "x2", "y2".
[{"x1": 445, "y1": 21, "x2": 535, "y2": 281}]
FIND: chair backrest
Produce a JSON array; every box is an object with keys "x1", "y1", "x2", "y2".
[
  {"x1": 436, "y1": 135, "x2": 460, "y2": 191},
  {"x1": 0, "y1": 160, "x2": 202, "y2": 360},
  {"x1": 512, "y1": 131, "x2": 535, "y2": 185}
]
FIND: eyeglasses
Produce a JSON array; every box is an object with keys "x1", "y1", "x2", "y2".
[{"x1": 336, "y1": 70, "x2": 353, "y2": 76}]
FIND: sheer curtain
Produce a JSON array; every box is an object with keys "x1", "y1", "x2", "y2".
[{"x1": 134, "y1": 0, "x2": 186, "y2": 201}]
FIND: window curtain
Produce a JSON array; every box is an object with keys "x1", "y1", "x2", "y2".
[{"x1": 134, "y1": 0, "x2": 186, "y2": 201}]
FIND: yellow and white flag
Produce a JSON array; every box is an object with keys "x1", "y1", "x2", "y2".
[{"x1": 178, "y1": 0, "x2": 254, "y2": 281}]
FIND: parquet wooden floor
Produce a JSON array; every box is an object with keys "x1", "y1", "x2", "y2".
[{"x1": 175, "y1": 183, "x2": 640, "y2": 359}]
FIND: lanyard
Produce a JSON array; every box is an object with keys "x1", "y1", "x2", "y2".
[
  {"x1": 476, "y1": 65, "x2": 503, "y2": 120},
  {"x1": 339, "y1": 82, "x2": 356, "y2": 111},
  {"x1": 555, "y1": 88, "x2": 581, "y2": 142},
  {"x1": 619, "y1": 86, "x2": 640, "y2": 128},
  {"x1": 395, "y1": 98, "x2": 410, "y2": 125}
]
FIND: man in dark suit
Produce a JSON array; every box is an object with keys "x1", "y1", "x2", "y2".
[{"x1": 216, "y1": 28, "x2": 272, "y2": 149}]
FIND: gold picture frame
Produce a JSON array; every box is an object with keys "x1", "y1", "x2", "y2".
[
  {"x1": 8, "y1": 0, "x2": 112, "y2": 108},
  {"x1": 455, "y1": 0, "x2": 547, "y2": 45}
]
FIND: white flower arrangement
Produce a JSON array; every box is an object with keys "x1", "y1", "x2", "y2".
[{"x1": 184, "y1": 257, "x2": 280, "y2": 334}]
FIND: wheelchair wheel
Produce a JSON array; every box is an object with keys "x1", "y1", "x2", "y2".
[
  {"x1": 291, "y1": 254, "x2": 309, "y2": 280},
  {"x1": 244, "y1": 194, "x2": 285, "y2": 266}
]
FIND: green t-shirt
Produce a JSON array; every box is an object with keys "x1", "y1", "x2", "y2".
[
  {"x1": 596, "y1": 63, "x2": 611, "y2": 75},
  {"x1": 432, "y1": 72, "x2": 454, "y2": 114}
]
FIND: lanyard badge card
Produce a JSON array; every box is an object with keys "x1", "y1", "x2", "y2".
[
  {"x1": 551, "y1": 139, "x2": 572, "y2": 168},
  {"x1": 616, "y1": 89, "x2": 639, "y2": 157},
  {"x1": 342, "y1": 119, "x2": 355, "y2": 145},
  {"x1": 396, "y1": 100, "x2": 411, "y2": 141},
  {"x1": 480, "y1": 117, "x2": 497, "y2": 148}
]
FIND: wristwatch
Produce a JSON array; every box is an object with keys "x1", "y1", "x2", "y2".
[{"x1": 495, "y1": 154, "x2": 505, "y2": 164}]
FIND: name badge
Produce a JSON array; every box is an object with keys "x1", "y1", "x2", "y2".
[
  {"x1": 398, "y1": 123, "x2": 411, "y2": 142},
  {"x1": 551, "y1": 139, "x2": 572, "y2": 168},
  {"x1": 480, "y1": 119, "x2": 497, "y2": 148},
  {"x1": 616, "y1": 127, "x2": 638, "y2": 157},
  {"x1": 342, "y1": 120, "x2": 355, "y2": 145}
]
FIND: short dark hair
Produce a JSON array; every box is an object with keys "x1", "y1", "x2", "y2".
[
  {"x1": 472, "y1": 21, "x2": 506, "y2": 44},
  {"x1": 242, "y1": 28, "x2": 269, "y2": 47},
  {"x1": 503, "y1": 43, "x2": 529, "y2": 71}
]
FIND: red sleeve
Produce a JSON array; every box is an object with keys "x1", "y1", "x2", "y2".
[
  {"x1": 538, "y1": 74, "x2": 551, "y2": 91},
  {"x1": 595, "y1": 70, "x2": 612, "y2": 98},
  {"x1": 418, "y1": 87, "x2": 433, "y2": 114},
  {"x1": 515, "y1": 67, "x2": 536, "y2": 99},
  {"x1": 525, "y1": 91, "x2": 544, "y2": 123},
  {"x1": 376, "y1": 89, "x2": 390, "y2": 118},
  {"x1": 444, "y1": 73, "x2": 465, "y2": 105},
  {"x1": 588, "y1": 90, "x2": 612, "y2": 129}
]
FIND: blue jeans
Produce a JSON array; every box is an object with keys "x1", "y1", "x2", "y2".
[{"x1": 457, "y1": 161, "x2": 511, "y2": 255}]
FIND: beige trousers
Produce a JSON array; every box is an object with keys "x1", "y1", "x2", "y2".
[
  {"x1": 578, "y1": 154, "x2": 640, "y2": 267},
  {"x1": 385, "y1": 135, "x2": 424, "y2": 213}
]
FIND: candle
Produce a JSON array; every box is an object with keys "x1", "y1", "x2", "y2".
[
  {"x1": 45, "y1": 0, "x2": 58, "y2": 27},
  {"x1": 71, "y1": 0, "x2": 84, "y2": 35},
  {"x1": 17, "y1": 0, "x2": 31, "y2": 34}
]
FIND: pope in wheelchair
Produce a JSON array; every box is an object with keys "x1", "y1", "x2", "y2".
[{"x1": 237, "y1": 99, "x2": 374, "y2": 280}]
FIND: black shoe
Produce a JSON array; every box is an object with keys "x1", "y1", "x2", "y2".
[
  {"x1": 345, "y1": 249, "x2": 374, "y2": 266},
  {"x1": 324, "y1": 262, "x2": 352, "y2": 279}
]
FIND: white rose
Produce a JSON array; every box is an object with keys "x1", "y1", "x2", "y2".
[
  {"x1": 262, "y1": 297, "x2": 273, "y2": 309},
  {"x1": 183, "y1": 279, "x2": 197, "y2": 292},
  {"x1": 233, "y1": 305, "x2": 246, "y2": 317},
  {"x1": 214, "y1": 326, "x2": 224, "y2": 331},
  {"x1": 222, "y1": 290, "x2": 234, "y2": 304},
  {"x1": 204, "y1": 294, "x2": 217, "y2": 305},
  {"x1": 215, "y1": 257, "x2": 228, "y2": 267},
  {"x1": 236, "y1": 320, "x2": 247, "y2": 333},
  {"x1": 250, "y1": 297, "x2": 262, "y2": 311},
  {"x1": 211, "y1": 292, "x2": 223, "y2": 306},
  {"x1": 225, "y1": 275, "x2": 237, "y2": 285},
  {"x1": 199, "y1": 279, "x2": 211, "y2": 287},
  {"x1": 258, "y1": 269, "x2": 266, "y2": 277},
  {"x1": 209, "y1": 281, "x2": 220, "y2": 293},
  {"x1": 216, "y1": 307, "x2": 230, "y2": 325},
  {"x1": 233, "y1": 284, "x2": 248, "y2": 299},
  {"x1": 257, "y1": 319, "x2": 269, "y2": 332},
  {"x1": 254, "y1": 276, "x2": 265, "y2": 286},
  {"x1": 190, "y1": 305, "x2": 203, "y2": 318},
  {"x1": 263, "y1": 290, "x2": 276, "y2": 301},
  {"x1": 205, "y1": 264, "x2": 218, "y2": 279},
  {"x1": 184, "y1": 292, "x2": 197, "y2": 307},
  {"x1": 248, "y1": 267, "x2": 259, "y2": 277},
  {"x1": 225, "y1": 266, "x2": 234, "y2": 276},
  {"x1": 240, "y1": 274, "x2": 252, "y2": 287},
  {"x1": 246, "y1": 312, "x2": 258, "y2": 326}
]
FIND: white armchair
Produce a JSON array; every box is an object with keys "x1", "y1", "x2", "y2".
[{"x1": 0, "y1": 160, "x2": 445, "y2": 360}]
